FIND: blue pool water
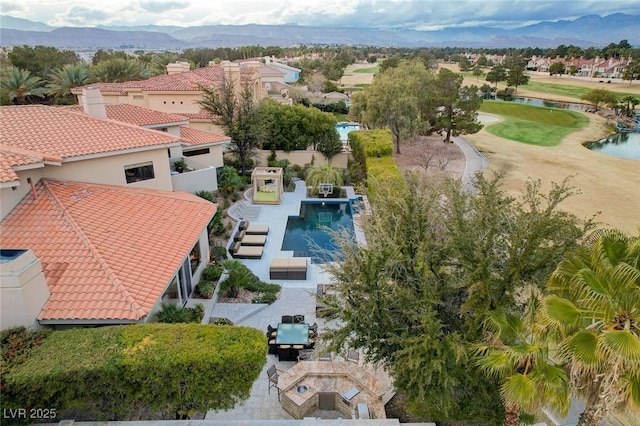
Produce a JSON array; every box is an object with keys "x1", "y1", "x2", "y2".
[
  {"x1": 336, "y1": 123, "x2": 361, "y2": 142},
  {"x1": 281, "y1": 201, "x2": 355, "y2": 263}
]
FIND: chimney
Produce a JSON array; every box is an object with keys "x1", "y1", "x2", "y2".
[
  {"x1": 166, "y1": 61, "x2": 191, "y2": 75},
  {"x1": 82, "y1": 87, "x2": 107, "y2": 119}
]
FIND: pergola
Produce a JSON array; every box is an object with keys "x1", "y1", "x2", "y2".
[{"x1": 251, "y1": 167, "x2": 283, "y2": 204}]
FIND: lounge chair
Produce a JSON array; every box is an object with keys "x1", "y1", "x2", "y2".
[
  {"x1": 239, "y1": 234, "x2": 267, "y2": 246},
  {"x1": 230, "y1": 242, "x2": 263, "y2": 259},
  {"x1": 245, "y1": 223, "x2": 269, "y2": 235}
]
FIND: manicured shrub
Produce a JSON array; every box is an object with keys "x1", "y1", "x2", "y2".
[
  {"x1": 157, "y1": 303, "x2": 204, "y2": 323},
  {"x1": 366, "y1": 157, "x2": 405, "y2": 194},
  {"x1": 196, "y1": 280, "x2": 215, "y2": 298},
  {"x1": 5, "y1": 324, "x2": 266, "y2": 420}
]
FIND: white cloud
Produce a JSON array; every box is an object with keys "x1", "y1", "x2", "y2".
[{"x1": 1, "y1": 0, "x2": 638, "y2": 29}]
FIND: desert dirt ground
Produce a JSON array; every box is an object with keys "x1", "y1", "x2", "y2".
[{"x1": 341, "y1": 62, "x2": 640, "y2": 235}]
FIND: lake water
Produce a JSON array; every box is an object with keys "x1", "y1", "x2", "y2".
[{"x1": 584, "y1": 131, "x2": 640, "y2": 160}]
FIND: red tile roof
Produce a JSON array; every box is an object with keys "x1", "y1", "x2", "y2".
[
  {"x1": 179, "y1": 126, "x2": 230, "y2": 145},
  {"x1": 64, "y1": 104, "x2": 189, "y2": 127},
  {"x1": 1, "y1": 178, "x2": 216, "y2": 322},
  {"x1": 0, "y1": 144, "x2": 63, "y2": 184},
  {"x1": 0, "y1": 105, "x2": 181, "y2": 161}
]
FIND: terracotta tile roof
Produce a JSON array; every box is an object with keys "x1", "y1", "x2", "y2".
[
  {"x1": 0, "y1": 105, "x2": 181, "y2": 161},
  {"x1": 179, "y1": 126, "x2": 230, "y2": 146},
  {"x1": 73, "y1": 65, "x2": 226, "y2": 94},
  {"x1": 72, "y1": 65, "x2": 261, "y2": 95},
  {"x1": 0, "y1": 144, "x2": 63, "y2": 184},
  {"x1": 64, "y1": 104, "x2": 189, "y2": 127},
  {"x1": 179, "y1": 110, "x2": 217, "y2": 120},
  {"x1": 1, "y1": 178, "x2": 217, "y2": 322}
]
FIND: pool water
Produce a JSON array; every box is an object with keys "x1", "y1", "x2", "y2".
[
  {"x1": 281, "y1": 201, "x2": 355, "y2": 263},
  {"x1": 336, "y1": 123, "x2": 361, "y2": 142}
]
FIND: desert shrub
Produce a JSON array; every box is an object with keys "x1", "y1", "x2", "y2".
[
  {"x1": 252, "y1": 293, "x2": 277, "y2": 304},
  {"x1": 220, "y1": 260, "x2": 280, "y2": 304},
  {"x1": 157, "y1": 303, "x2": 203, "y2": 323},
  {"x1": 202, "y1": 263, "x2": 223, "y2": 281},
  {"x1": 195, "y1": 280, "x2": 215, "y2": 298},
  {"x1": 210, "y1": 246, "x2": 228, "y2": 262},
  {"x1": 194, "y1": 190, "x2": 215, "y2": 203}
]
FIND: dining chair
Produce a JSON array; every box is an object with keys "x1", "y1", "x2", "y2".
[
  {"x1": 277, "y1": 345, "x2": 292, "y2": 361},
  {"x1": 281, "y1": 315, "x2": 293, "y2": 323},
  {"x1": 267, "y1": 364, "x2": 283, "y2": 400},
  {"x1": 268, "y1": 339, "x2": 277, "y2": 355},
  {"x1": 267, "y1": 324, "x2": 277, "y2": 338},
  {"x1": 293, "y1": 314, "x2": 305, "y2": 323}
]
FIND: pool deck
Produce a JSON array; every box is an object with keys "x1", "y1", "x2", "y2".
[
  {"x1": 226, "y1": 180, "x2": 364, "y2": 289},
  {"x1": 201, "y1": 181, "x2": 397, "y2": 422}
]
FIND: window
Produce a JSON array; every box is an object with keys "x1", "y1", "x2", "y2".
[
  {"x1": 133, "y1": 95, "x2": 143, "y2": 100},
  {"x1": 189, "y1": 241, "x2": 201, "y2": 273},
  {"x1": 183, "y1": 148, "x2": 210, "y2": 157},
  {"x1": 124, "y1": 162, "x2": 155, "y2": 183}
]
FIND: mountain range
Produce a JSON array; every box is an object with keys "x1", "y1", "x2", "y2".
[{"x1": 1, "y1": 13, "x2": 638, "y2": 50}]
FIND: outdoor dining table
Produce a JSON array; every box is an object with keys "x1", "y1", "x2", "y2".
[{"x1": 275, "y1": 322, "x2": 309, "y2": 345}]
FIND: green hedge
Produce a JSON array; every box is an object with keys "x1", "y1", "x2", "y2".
[
  {"x1": 5, "y1": 324, "x2": 266, "y2": 420},
  {"x1": 361, "y1": 129, "x2": 393, "y2": 158},
  {"x1": 366, "y1": 157, "x2": 405, "y2": 194}
]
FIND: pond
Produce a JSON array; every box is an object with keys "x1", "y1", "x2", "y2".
[
  {"x1": 488, "y1": 96, "x2": 589, "y2": 112},
  {"x1": 584, "y1": 131, "x2": 640, "y2": 160}
]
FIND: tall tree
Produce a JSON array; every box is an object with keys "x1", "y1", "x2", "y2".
[
  {"x1": 580, "y1": 89, "x2": 619, "y2": 112},
  {"x1": 8, "y1": 45, "x2": 80, "y2": 80},
  {"x1": 506, "y1": 66, "x2": 530, "y2": 93},
  {"x1": 46, "y1": 63, "x2": 91, "y2": 102},
  {"x1": 622, "y1": 58, "x2": 640, "y2": 85},
  {"x1": 321, "y1": 173, "x2": 592, "y2": 423},
  {"x1": 548, "y1": 62, "x2": 566, "y2": 76},
  {"x1": 486, "y1": 65, "x2": 507, "y2": 88},
  {"x1": 428, "y1": 68, "x2": 483, "y2": 143},
  {"x1": 198, "y1": 76, "x2": 264, "y2": 175},
  {"x1": 355, "y1": 59, "x2": 433, "y2": 154},
  {"x1": 0, "y1": 66, "x2": 47, "y2": 105},
  {"x1": 542, "y1": 229, "x2": 640, "y2": 426}
]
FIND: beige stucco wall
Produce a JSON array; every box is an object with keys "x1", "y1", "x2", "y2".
[
  {"x1": 1, "y1": 168, "x2": 45, "y2": 220},
  {"x1": 184, "y1": 144, "x2": 225, "y2": 168},
  {"x1": 185, "y1": 121, "x2": 226, "y2": 135},
  {"x1": 146, "y1": 93, "x2": 202, "y2": 114},
  {"x1": 44, "y1": 149, "x2": 174, "y2": 191},
  {"x1": 0, "y1": 249, "x2": 50, "y2": 330},
  {"x1": 254, "y1": 150, "x2": 350, "y2": 169}
]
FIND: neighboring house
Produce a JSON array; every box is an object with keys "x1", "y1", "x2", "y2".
[
  {"x1": 264, "y1": 56, "x2": 301, "y2": 83},
  {"x1": 0, "y1": 104, "x2": 217, "y2": 329},
  {"x1": 71, "y1": 61, "x2": 267, "y2": 131},
  {"x1": 321, "y1": 91, "x2": 351, "y2": 108},
  {"x1": 64, "y1": 96, "x2": 230, "y2": 194}
]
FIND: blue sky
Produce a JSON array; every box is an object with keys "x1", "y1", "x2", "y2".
[{"x1": 1, "y1": 0, "x2": 638, "y2": 29}]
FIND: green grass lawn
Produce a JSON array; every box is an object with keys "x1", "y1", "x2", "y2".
[
  {"x1": 522, "y1": 81, "x2": 638, "y2": 101},
  {"x1": 353, "y1": 65, "x2": 379, "y2": 73},
  {"x1": 479, "y1": 101, "x2": 589, "y2": 146}
]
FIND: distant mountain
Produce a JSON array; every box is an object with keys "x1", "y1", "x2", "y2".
[{"x1": 0, "y1": 13, "x2": 638, "y2": 49}]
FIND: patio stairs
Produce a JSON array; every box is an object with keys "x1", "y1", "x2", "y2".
[{"x1": 229, "y1": 201, "x2": 262, "y2": 221}]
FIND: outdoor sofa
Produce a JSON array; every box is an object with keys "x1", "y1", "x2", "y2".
[{"x1": 269, "y1": 257, "x2": 308, "y2": 280}]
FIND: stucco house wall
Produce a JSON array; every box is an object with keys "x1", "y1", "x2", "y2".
[
  {"x1": 42, "y1": 149, "x2": 174, "y2": 192},
  {"x1": 1, "y1": 168, "x2": 45, "y2": 220}
]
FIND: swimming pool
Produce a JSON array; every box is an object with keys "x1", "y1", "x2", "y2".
[
  {"x1": 336, "y1": 123, "x2": 361, "y2": 142},
  {"x1": 281, "y1": 200, "x2": 355, "y2": 263}
]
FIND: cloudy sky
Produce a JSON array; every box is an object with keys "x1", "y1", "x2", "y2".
[{"x1": 1, "y1": 0, "x2": 637, "y2": 30}]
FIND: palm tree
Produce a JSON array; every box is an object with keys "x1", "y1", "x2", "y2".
[
  {"x1": 90, "y1": 57, "x2": 150, "y2": 83},
  {"x1": 305, "y1": 161, "x2": 344, "y2": 195},
  {"x1": 1, "y1": 66, "x2": 47, "y2": 105},
  {"x1": 46, "y1": 63, "x2": 91, "y2": 102},
  {"x1": 474, "y1": 297, "x2": 570, "y2": 426},
  {"x1": 541, "y1": 229, "x2": 640, "y2": 426}
]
